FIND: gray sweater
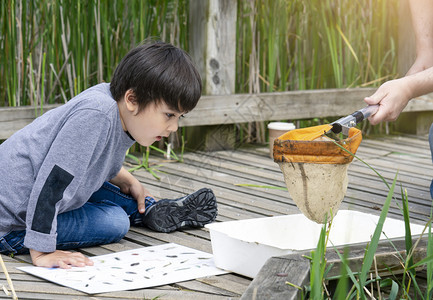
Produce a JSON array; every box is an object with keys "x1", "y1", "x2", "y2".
[{"x1": 0, "y1": 83, "x2": 135, "y2": 252}]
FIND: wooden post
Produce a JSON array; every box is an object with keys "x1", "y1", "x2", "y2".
[
  {"x1": 187, "y1": 0, "x2": 237, "y2": 151},
  {"x1": 241, "y1": 238, "x2": 428, "y2": 299}
]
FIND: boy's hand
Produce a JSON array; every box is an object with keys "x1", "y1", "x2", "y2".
[
  {"x1": 122, "y1": 179, "x2": 152, "y2": 214},
  {"x1": 111, "y1": 167, "x2": 153, "y2": 213},
  {"x1": 30, "y1": 249, "x2": 94, "y2": 269}
]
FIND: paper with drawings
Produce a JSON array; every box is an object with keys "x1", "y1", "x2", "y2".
[{"x1": 18, "y1": 243, "x2": 228, "y2": 294}]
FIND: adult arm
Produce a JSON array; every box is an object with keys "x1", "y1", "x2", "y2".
[
  {"x1": 364, "y1": 0, "x2": 433, "y2": 124},
  {"x1": 406, "y1": 0, "x2": 433, "y2": 75},
  {"x1": 365, "y1": 66, "x2": 433, "y2": 125}
]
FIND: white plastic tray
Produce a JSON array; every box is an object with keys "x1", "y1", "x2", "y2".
[{"x1": 206, "y1": 210, "x2": 426, "y2": 278}]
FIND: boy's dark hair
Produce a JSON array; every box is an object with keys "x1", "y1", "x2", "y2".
[{"x1": 110, "y1": 41, "x2": 202, "y2": 113}]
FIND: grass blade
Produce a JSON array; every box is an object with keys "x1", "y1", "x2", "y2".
[
  {"x1": 359, "y1": 173, "x2": 397, "y2": 291},
  {"x1": 234, "y1": 183, "x2": 287, "y2": 190},
  {"x1": 309, "y1": 221, "x2": 327, "y2": 299}
]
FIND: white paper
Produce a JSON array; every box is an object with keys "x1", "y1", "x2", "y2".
[{"x1": 18, "y1": 243, "x2": 228, "y2": 294}]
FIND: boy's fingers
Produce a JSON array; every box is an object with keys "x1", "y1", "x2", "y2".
[
  {"x1": 57, "y1": 253, "x2": 93, "y2": 269},
  {"x1": 137, "y1": 197, "x2": 146, "y2": 213},
  {"x1": 57, "y1": 260, "x2": 72, "y2": 269}
]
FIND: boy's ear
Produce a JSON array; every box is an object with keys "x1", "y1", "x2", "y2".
[{"x1": 123, "y1": 89, "x2": 139, "y2": 113}]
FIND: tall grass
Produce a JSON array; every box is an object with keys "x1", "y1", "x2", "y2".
[
  {"x1": 0, "y1": 0, "x2": 188, "y2": 107},
  {"x1": 236, "y1": 0, "x2": 398, "y2": 93},
  {"x1": 236, "y1": 0, "x2": 399, "y2": 141},
  {"x1": 2, "y1": 0, "x2": 399, "y2": 107},
  {"x1": 1, "y1": 0, "x2": 401, "y2": 146}
]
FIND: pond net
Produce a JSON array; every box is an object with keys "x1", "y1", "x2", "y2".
[{"x1": 273, "y1": 125, "x2": 362, "y2": 223}]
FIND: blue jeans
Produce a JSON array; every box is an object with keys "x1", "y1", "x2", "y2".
[{"x1": 0, "y1": 182, "x2": 153, "y2": 255}]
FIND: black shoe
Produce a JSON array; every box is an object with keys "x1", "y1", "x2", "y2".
[{"x1": 142, "y1": 188, "x2": 218, "y2": 233}]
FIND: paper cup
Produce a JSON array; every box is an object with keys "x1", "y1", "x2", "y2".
[{"x1": 267, "y1": 122, "x2": 295, "y2": 158}]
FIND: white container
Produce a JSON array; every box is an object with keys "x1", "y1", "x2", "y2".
[
  {"x1": 267, "y1": 122, "x2": 295, "y2": 158},
  {"x1": 206, "y1": 210, "x2": 425, "y2": 278}
]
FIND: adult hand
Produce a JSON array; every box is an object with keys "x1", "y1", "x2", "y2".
[
  {"x1": 364, "y1": 78, "x2": 412, "y2": 125},
  {"x1": 30, "y1": 249, "x2": 94, "y2": 269}
]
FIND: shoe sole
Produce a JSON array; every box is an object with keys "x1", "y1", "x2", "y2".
[{"x1": 143, "y1": 188, "x2": 217, "y2": 233}]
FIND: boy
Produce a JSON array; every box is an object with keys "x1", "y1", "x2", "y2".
[{"x1": 0, "y1": 41, "x2": 217, "y2": 269}]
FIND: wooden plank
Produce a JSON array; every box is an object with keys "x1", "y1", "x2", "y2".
[
  {"x1": 129, "y1": 134, "x2": 433, "y2": 224},
  {"x1": 189, "y1": 145, "x2": 430, "y2": 211},
  {"x1": 0, "y1": 279, "x2": 230, "y2": 299},
  {"x1": 180, "y1": 88, "x2": 372, "y2": 126},
  {"x1": 130, "y1": 165, "x2": 293, "y2": 215},
  {"x1": 242, "y1": 238, "x2": 428, "y2": 299},
  {"x1": 241, "y1": 254, "x2": 310, "y2": 300},
  {"x1": 2, "y1": 90, "x2": 433, "y2": 140},
  {"x1": 179, "y1": 89, "x2": 433, "y2": 126},
  {"x1": 0, "y1": 104, "x2": 59, "y2": 122},
  {"x1": 1, "y1": 134, "x2": 430, "y2": 299},
  {"x1": 196, "y1": 275, "x2": 250, "y2": 296},
  {"x1": 0, "y1": 104, "x2": 59, "y2": 139},
  {"x1": 208, "y1": 149, "x2": 430, "y2": 222},
  {"x1": 173, "y1": 278, "x2": 240, "y2": 298},
  {"x1": 128, "y1": 166, "x2": 277, "y2": 219}
]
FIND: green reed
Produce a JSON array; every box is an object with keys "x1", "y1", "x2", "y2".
[
  {"x1": 236, "y1": 0, "x2": 399, "y2": 141},
  {"x1": 2, "y1": 0, "x2": 400, "y2": 135},
  {"x1": 0, "y1": 0, "x2": 188, "y2": 107},
  {"x1": 1, "y1": 0, "x2": 402, "y2": 151},
  {"x1": 237, "y1": 0, "x2": 398, "y2": 95}
]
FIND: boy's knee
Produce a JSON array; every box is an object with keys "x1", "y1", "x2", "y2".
[
  {"x1": 101, "y1": 206, "x2": 130, "y2": 242},
  {"x1": 113, "y1": 211, "x2": 130, "y2": 241}
]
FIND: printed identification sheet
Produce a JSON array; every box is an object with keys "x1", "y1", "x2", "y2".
[{"x1": 18, "y1": 243, "x2": 227, "y2": 294}]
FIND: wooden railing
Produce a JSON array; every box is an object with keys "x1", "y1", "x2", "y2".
[{"x1": 2, "y1": 88, "x2": 433, "y2": 140}]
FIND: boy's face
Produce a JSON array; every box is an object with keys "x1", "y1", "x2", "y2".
[{"x1": 119, "y1": 91, "x2": 184, "y2": 146}]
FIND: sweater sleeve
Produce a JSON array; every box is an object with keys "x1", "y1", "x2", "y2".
[{"x1": 24, "y1": 109, "x2": 111, "y2": 252}]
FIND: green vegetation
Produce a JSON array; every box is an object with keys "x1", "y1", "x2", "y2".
[
  {"x1": 296, "y1": 143, "x2": 433, "y2": 299},
  {"x1": 0, "y1": 0, "x2": 188, "y2": 107},
  {"x1": 0, "y1": 0, "x2": 402, "y2": 160},
  {"x1": 1, "y1": 0, "x2": 399, "y2": 108},
  {"x1": 235, "y1": 0, "x2": 399, "y2": 140},
  {"x1": 236, "y1": 0, "x2": 398, "y2": 93},
  {"x1": 300, "y1": 177, "x2": 433, "y2": 299}
]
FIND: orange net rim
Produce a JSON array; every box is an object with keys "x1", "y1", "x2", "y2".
[{"x1": 272, "y1": 127, "x2": 363, "y2": 164}]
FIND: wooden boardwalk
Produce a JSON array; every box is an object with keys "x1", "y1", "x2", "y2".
[{"x1": 1, "y1": 133, "x2": 432, "y2": 299}]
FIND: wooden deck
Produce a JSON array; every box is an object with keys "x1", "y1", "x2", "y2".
[{"x1": 1, "y1": 133, "x2": 432, "y2": 299}]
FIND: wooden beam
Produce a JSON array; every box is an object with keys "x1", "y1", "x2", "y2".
[
  {"x1": 179, "y1": 88, "x2": 433, "y2": 127},
  {"x1": 0, "y1": 104, "x2": 60, "y2": 140},
  {"x1": 2, "y1": 89, "x2": 433, "y2": 139},
  {"x1": 241, "y1": 237, "x2": 428, "y2": 299}
]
